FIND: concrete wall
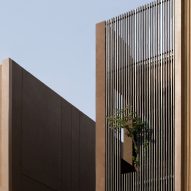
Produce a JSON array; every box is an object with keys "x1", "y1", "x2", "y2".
[
  {"x1": 174, "y1": 0, "x2": 182, "y2": 191},
  {"x1": 175, "y1": 0, "x2": 191, "y2": 190},
  {"x1": 0, "y1": 59, "x2": 95, "y2": 191},
  {"x1": 0, "y1": 60, "x2": 11, "y2": 191},
  {"x1": 181, "y1": 0, "x2": 191, "y2": 190},
  {"x1": 96, "y1": 22, "x2": 105, "y2": 191}
]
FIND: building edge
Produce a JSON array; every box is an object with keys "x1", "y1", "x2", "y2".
[
  {"x1": 96, "y1": 21, "x2": 106, "y2": 191},
  {"x1": 181, "y1": 0, "x2": 191, "y2": 190},
  {"x1": 0, "y1": 58, "x2": 12, "y2": 191}
]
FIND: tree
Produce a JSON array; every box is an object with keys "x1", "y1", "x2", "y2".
[{"x1": 107, "y1": 106, "x2": 150, "y2": 167}]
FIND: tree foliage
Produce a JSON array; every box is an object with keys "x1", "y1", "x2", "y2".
[{"x1": 107, "y1": 107, "x2": 150, "y2": 167}]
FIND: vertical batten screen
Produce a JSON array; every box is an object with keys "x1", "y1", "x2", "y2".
[{"x1": 105, "y1": 0, "x2": 174, "y2": 190}]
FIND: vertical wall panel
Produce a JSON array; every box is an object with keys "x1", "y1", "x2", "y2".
[
  {"x1": 71, "y1": 108, "x2": 80, "y2": 191},
  {"x1": 62, "y1": 100, "x2": 72, "y2": 191},
  {"x1": 180, "y1": 0, "x2": 191, "y2": 191},
  {"x1": 11, "y1": 62, "x2": 23, "y2": 191},
  {"x1": 90, "y1": 120, "x2": 96, "y2": 191},
  {"x1": 0, "y1": 59, "x2": 11, "y2": 191},
  {"x1": 80, "y1": 115, "x2": 91, "y2": 191},
  {"x1": 96, "y1": 22, "x2": 106, "y2": 191},
  {"x1": 22, "y1": 70, "x2": 61, "y2": 190}
]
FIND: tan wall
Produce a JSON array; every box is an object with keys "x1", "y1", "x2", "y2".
[
  {"x1": 175, "y1": 0, "x2": 182, "y2": 191},
  {"x1": 96, "y1": 22, "x2": 105, "y2": 191},
  {"x1": 0, "y1": 59, "x2": 12, "y2": 191},
  {"x1": 172, "y1": 0, "x2": 191, "y2": 190},
  {"x1": 181, "y1": 0, "x2": 191, "y2": 191}
]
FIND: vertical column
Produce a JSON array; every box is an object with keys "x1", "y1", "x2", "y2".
[
  {"x1": 182, "y1": 0, "x2": 191, "y2": 191},
  {"x1": 188, "y1": 1, "x2": 191, "y2": 188},
  {"x1": 71, "y1": 108, "x2": 80, "y2": 191},
  {"x1": 62, "y1": 100, "x2": 72, "y2": 191},
  {"x1": 174, "y1": 0, "x2": 182, "y2": 190},
  {"x1": 188, "y1": 1, "x2": 191, "y2": 190},
  {"x1": 96, "y1": 21, "x2": 106, "y2": 191},
  {"x1": 181, "y1": 0, "x2": 187, "y2": 190},
  {"x1": 11, "y1": 61, "x2": 23, "y2": 191},
  {"x1": 0, "y1": 59, "x2": 12, "y2": 191}
]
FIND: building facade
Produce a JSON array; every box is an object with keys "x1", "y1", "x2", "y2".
[
  {"x1": 0, "y1": 58, "x2": 95, "y2": 191},
  {"x1": 96, "y1": 0, "x2": 190, "y2": 190}
]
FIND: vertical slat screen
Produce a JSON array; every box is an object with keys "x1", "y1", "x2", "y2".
[{"x1": 105, "y1": 0, "x2": 174, "y2": 190}]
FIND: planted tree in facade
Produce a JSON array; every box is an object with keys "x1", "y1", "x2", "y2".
[{"x1": 107, "y1": 107, "x2": 150, "y2": 168}]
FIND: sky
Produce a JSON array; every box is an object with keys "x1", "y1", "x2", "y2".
[{"x1": 0, "y1": 0, "x2": 153, "y2": 120}]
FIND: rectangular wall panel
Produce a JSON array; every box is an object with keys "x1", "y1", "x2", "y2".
[
  {"x1": 62, "y1": 100, "x2": 72, "y2": 191},
  {"x1": 0, "y1": 59, "x2": 11, "y2": 191},
  {"x1": 80, "y1": 114, "x2": 91, "y2": 191},
  {"x1": 181, "y1": 0, "x2": 191, "y2": 191},
  {"x1": 21, "y1": 69, "x2": 61, "y2": 190},
  {"x1": 90, "y1": 119, "x2": 96, "y2": 191},
  {"x1": 71, "y1": 108, "x2": 80, "y2": 191},
  {"x1": 96, "y1": 21, "x2": 106, "y2": 191},
  {"x1": 11, "y1": 62, "x2": 23, "y2": 191}
]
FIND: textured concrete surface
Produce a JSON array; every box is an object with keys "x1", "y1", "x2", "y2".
[
  {"x1": 0, "y1": 58, "x2": 95, "y2": 191},
  {"x1": 96, "y1": 21, "x2": 105, "y2": 191},
  {"x1": 175, "y1": 0, "x2": 182, "y2": 191},
  {"x1": 0, "y1": 59, "x2": 11, "y2": 191},
  {"x1": 180, "y1": 0, "x2": 191, "y2": 190}
]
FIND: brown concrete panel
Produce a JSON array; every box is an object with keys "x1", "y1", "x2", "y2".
[
  {"x1": 62, "y1": 100, "x2": 72, "y2": 191},
  {"x1": 181, "y1": 0, "x2": 191, "y2": 190},
  {"x1": 21, "y1": 176, "x2": 54, "y2": 191},
  {"x1": 21, "y1": 69, "x2": 61, "y2": 190},
  {"x1": 96, "y1": 21, "x2": 105, "y2": 191},
  {"x1": 90, "y1": 120, "x2": 95, "y2": 191},
  {"x1": 11, "y1": 61, "x2": 23, "y2": 191},
  {"x1": 71, "y1": 107, "x2": 80, "y2": 191},
  {"x1": 80, "y1": 114, "x2": 91, "y2": 191},
  {"x1": 0, "y1": 59, "x2": 12, "y2": 191},
  {"x1": 0, "y1": 59, "x2": 95, "y2": 191}
]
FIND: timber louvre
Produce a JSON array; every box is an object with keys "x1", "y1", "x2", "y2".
[{"x1": 105, "y1": 0, "x2": 175, "y2": 190}]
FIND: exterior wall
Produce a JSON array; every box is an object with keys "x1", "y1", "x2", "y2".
[
  {"x1": 0, "y1": 59, "x2": 95, "y2": 191},
  {"x1": 174, "y1": 0, "x2": 182, "y2": 191},
  {"x1": 174, "y1": 0, "x2": 191, "y2": 190},
  {"x1": 96, "y1": 22, "x2": 105, "y2": 191},
  {"x1": 0, "y1": 59, "x2": 12, "y2": 191},
  {"x1": 96, "y1": 0, "x2": 191, "y2": 191},
  {"x1": 182, "y1": 0, "x2": 191, "y2": 190}
]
